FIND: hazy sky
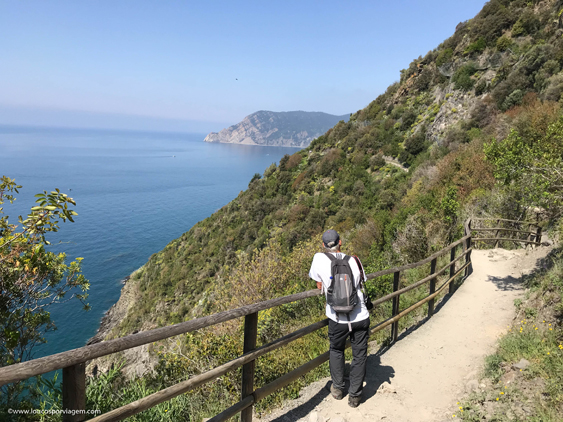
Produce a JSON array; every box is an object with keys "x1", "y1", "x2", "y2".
[{"x1": 0, "y1": 1, "x2": 489, "y2": 133}]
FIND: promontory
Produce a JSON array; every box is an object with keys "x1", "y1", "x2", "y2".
[{"x1": 203, "y1": 110, "x2": 349, "y2": 148}]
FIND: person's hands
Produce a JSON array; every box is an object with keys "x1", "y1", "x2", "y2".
[{"x1": 316, "y1": 281, "x2": 323, "y2": 290}]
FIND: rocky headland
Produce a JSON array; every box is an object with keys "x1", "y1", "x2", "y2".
[{"x1": 203, "y1": 110, "x2": 349, "y2": 147}]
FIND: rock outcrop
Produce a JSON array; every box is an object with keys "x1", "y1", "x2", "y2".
[{"x1": 203, "y1": 110, "x2": 349, "y2": 148}]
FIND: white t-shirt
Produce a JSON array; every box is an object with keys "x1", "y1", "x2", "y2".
[{"x1": 309, "y1": 252, "x2": 370, "y2": 324}]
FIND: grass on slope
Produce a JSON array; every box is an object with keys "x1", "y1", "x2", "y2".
[{"x1": 456, "y1": 246, "x2": 563, "y2": 421}]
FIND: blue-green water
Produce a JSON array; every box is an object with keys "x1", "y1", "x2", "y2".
[{"x1": 0, "y1": 125, "x2": 299, "y2": 359}]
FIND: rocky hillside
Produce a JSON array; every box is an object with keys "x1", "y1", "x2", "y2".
[{"x1": 203, "y1": 110, "x2": 349, "y2": 147}]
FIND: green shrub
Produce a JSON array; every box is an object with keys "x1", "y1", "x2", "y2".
[
  {"x1": 512, "y1": 10, "x2": 540, "y2": 37},
  {"x1": 452, "y1": 63, "x2": 477, "y2": 91},
  {"x1": 369, "y1": 153, "x2": 386, "y2": 170},
  {"x1": 464, "y1": 38, "x2": 487, "y2": 55},
  {"x1": 501, "y1": 89, "x2": 524, "y2": 110},
  {"x1": 496, "y1": 35, "x2": 512, "y2": 51},
  {"x1": 436, "y1": 48, "x2": 454, "y2": 67}
]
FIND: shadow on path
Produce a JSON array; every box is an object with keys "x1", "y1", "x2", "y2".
[
  {"x1": 266, "y1": 356, "x2": 394, "y2": 421},
  {"x1": 485, "y1": 246, "x2": 560, "y2": 291}
]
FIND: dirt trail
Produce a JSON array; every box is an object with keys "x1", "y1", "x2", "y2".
[{"x1": 259, "y1": 246, "x2": 552, "y2": 422}]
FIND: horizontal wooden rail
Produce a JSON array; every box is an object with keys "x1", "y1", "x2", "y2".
[
  {"x1": 473, "y1": 227, "x2": 536, "y2": 235},
  {"x1": 370, "y1": 248, "x2": 471, "y2": 308},
  {"x1": 472, "y1": 217, "x2": 536, "y2": 224},
  {"x1": 370, "y1": 262, "x2": 470, "y2": 336},
  {"x1": 88, "y1": 319, "x2": 329, "y2": 422},
  {"x1": 0, "y1": 289, "x2": 322, "y2": 387},
  {"x1": 473, "y1": 237, "x2": 541, "y2": 244},
  {"x1": 366, "y1": 234, "x2": 470, "y2": 279}
]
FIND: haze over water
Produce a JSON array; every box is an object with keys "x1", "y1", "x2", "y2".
[{"x1": 0, "y1": 125, "x2": 299, "y2": 358}]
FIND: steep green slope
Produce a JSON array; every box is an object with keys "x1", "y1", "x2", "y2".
[{"x1": 112, "y1": 0, "x2": 563, "y2": 337}]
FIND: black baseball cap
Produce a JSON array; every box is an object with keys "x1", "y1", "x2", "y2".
[{"x1": 322, "y1": 229, "x2": 340, "y2": 248}]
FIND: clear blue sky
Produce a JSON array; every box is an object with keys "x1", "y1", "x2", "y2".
[{"x1": 0, "y1": 0, "x2": 489, "y2": 133}]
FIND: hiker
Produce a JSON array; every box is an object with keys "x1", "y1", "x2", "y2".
[{"x1": 309, "y1": 229, "x2": 371, "y2": 408}]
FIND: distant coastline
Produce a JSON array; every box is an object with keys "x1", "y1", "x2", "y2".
[{"x1": 204, "y1": 110, "x2": 349, "y2": 148}]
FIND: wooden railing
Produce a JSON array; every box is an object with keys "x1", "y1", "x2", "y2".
[
  {"x1": 471, "y1": 217, "x2": 542, "y2": 248},
  {"x1": 0, "y1": 217, "x2": 535, "y2": 422}
]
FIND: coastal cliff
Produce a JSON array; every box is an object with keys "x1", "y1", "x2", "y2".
[{"x1": 203, "y1": 110, "x2": 349, "y2": 147}]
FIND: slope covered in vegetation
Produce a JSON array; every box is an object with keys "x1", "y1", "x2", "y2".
[
  {"x1": 118, "y1": 0, "x2": 563, "y2": 334},
  {"x1": 76, "y1": 0, "x2": 563, "y2": 420}
]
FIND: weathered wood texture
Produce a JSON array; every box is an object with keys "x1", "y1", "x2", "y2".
[
  {"x1": 366, "y1": 234, "x2": 470, "y2": 280},
  {"x1": 471, "y1": 218, "x2": 541, "y2": 248},
  {"x1": 449, "y1": 246, "x2": 456, "y2": 294},
  {"x1": 475, "y1": 227, "x2": 536, "y2": 235},
  {"x1": 0, "y1": 289, "x2": 322, "y2": 386},
  {"x1": 62, "y1": 363, "x2": 86, "y2": 422},
  {"x1": 241, "y1": 312, "x2": 258, "y2": 422},
  {"x1": 391, "y1": 271, "x2": 400, "y2": 342},
  {"x1": 473, "y1": 237, "x2": 541, "y2": 244},
  {"x1": 472, "y1": 217, "x2": 537, "y2": 224},
  {"x1": 87, "y1": 319, "x2": 329, "y2": 422},
  {"x1": 428, "y1": 258, "x2": 437, "y2": 317}
]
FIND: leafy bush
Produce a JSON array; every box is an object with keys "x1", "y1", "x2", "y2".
[
  {"x1": 404, "y1": 131, "x2": 427, "y2": 156},
  {"x1": 496, "y1": 35, "x2": 512, "y2": 51},
  {"x1": 436, "y1": 48, "x2": 454, "y2": 67},
  {"x1": 464, "y1": 38, "x2": 487, "y2": 55},
  {"x1": 401, "y1": 109, "x2": 417, "y2": 130},
  {"x1": 485, "y1": 115, "x2": 563, "y2": 218},
  {"x1": 512, "y1": 10, "x2": 540, "y2": 37},
  {"x1": 502, "y1": 89, "x2": 525, "y2": 110},
  {"x1": 285, "y1": 153, "x2": 302, "y2": 170},
  {"x1": 544, "y1": 74, "x2": 563, "y2": 102},
  {"x1": 369, "y1": 153, "x2": 386, "y2": 170},
  {"x1": 452, "y1": 63, "x2": 477, "y2": 91}
]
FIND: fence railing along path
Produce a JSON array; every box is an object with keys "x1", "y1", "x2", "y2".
[
  {"x1": 471, "y1": 217, "x2": 542, "y2": 248},
  {"x1": 0, "y1": 218, "x2": 541, "y2": 422}
]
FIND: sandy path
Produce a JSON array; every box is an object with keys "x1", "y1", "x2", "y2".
[{"x1": 259, "y1": 246, "x2": 552, "y2": 422}]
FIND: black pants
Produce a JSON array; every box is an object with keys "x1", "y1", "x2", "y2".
[{"x1": 328, "y1": 317, "x2": 370, "y2": 398}]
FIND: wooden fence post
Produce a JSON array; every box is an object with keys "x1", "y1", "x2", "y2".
[
  {"x1": 241, "y1": 312, "x2": 258, "y2": 422},
  {"x1": 535, "y1": 226, "x2": 542, "y2": 246},
  {"x1": 465, "y1": 237, "x2": 472, "y2": 278},
  {"x1": 62, "y1": 362, "x2": 86, "y2": 422},
  {"x1": 449, "y1": 245, "x2": 456, "y2": 294},
  {"x1": 391, "y1": 271, "x2": 400, "y2": 342},
  {"x1": 494, "y1": 219, "x2": 501, "y2": 248},
  {"x1": 428, "y1": 258, "x2": 437, "y2": 318}
]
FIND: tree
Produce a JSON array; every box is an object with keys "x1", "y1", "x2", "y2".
[
  {"x1": 484, "y1": 117, "x2": 563, "y2": 218},
  {"x1": 0, "y1": 176, "x2": 89, "y2": 405}
]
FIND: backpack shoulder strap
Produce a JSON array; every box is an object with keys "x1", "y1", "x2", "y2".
[
  {"x1": 352, "y1": 255, "x2": 365, "y2": 285},
  {"x1": 324, "y1": 252, "x2": 336, "y2": 261}
]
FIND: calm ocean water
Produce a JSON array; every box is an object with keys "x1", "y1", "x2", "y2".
[{"x1": 0, "y1": 125, "x2": 299, "y2": 359}]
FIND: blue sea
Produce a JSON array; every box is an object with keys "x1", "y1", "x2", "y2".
[{"x1": 0, "y1": 125, "x2": 300, "y2": 359}]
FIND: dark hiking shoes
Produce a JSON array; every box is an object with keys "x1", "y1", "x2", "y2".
[
  {"x1": 330, "y1": 385, "x2": 344, "y2": 400},
  {"x1": 348, "y1": 395, "x2": 361, "y2": 408}
]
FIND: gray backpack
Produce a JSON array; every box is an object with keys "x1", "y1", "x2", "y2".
[{"x1": 324, "y1": 253, "x2": 358, "y2": 316}]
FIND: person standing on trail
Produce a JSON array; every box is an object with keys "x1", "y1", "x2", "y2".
[{"x1": 309, "y1": 229, "x2": 370, "y2": 408}]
